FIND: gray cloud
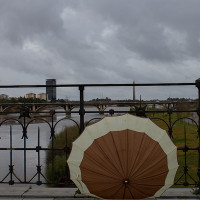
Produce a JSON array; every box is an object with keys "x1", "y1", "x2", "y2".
[
  {"x1": 0, "y1": 0, "x2": 199, "y2": 99},
  {"x1": 0, "y1": 0, "x2": 65, "y2": 44}
]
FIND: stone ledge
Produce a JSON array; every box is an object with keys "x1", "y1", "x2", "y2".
[
  {"x1": 0, "y1": 187, "x2": 199, "y2": 199},
  {"x1": 160, "y1": 188, "x2": 200, "y2": 199}
]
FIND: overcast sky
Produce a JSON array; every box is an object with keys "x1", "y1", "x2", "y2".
[{"x1": 0, "y1": 0, "x2": 200, "y2": 100}]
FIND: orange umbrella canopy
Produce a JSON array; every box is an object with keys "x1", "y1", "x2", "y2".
[{"x1": 67, "y1": 114, "x2": 178, "y2": 199}]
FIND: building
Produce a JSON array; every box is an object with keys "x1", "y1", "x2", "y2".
[
  {"x1": 46, "y1": 79, "x2": 56, "y2": 101},
  {"x1": 0, "y1": 94, "x2": 8, "y2": 99},
  {"x1": 26, "y1": 93, "x2": 36, "y2": 99},
  {"x1": 37, "y1": 93, "x2": 47, "y2": 100}
]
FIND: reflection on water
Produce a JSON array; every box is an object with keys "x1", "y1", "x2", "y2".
[{"x1": 0, "y1": 106, "x2": 130, "y2": 186}]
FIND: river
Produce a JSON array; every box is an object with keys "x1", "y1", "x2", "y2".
[{"x1": 0, "y1": 106, "x2": 130, "y2": 186}]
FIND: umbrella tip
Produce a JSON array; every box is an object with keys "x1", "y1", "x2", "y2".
[{"x1": 123, "y1": 179, "x2": 130, "y2": 184}]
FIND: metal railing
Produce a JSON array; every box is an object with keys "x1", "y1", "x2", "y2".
[{"x1": 0, "y1": 80, "x2": 199, "y2": 189}]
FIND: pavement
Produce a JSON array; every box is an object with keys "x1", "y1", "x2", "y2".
[{"x1": 0, "y1": 187, "x2": 199, "y2": 199}]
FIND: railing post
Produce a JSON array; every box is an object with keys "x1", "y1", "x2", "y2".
[
  {"x1": 195, "y1": 78, "x2": 200, "y2": 192},
  {"x1": 79, "y1": 85, "x2": 85, "y2": 134},
  {"x1": 9, "y1": 126, "x2": 14, "y2": 185}
]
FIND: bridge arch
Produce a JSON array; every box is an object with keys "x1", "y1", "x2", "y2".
[
  {"x1": 2, "y1": 105, "x2": 21, "y2": 113},
  {"x1": 35, "y1": 105, "x2": 66, "y2": 112},
  {"x1": 35, "y1": 105, "x2": 75, "y2": 117},
  {"x1": 69, "y1": 105, "x2": 79, "y2": 111}
]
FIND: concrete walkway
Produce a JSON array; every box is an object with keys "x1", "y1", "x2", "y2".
[{"x1": 0, "y1": 187, "x2": 199, "y2": 199}]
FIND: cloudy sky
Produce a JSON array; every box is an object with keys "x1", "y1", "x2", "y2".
[{"x1": 0, "y1": 0, "x2": 200, "y2": 100}]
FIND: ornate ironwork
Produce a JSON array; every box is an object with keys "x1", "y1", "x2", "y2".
[{"x1": 0, "y1": 81, "x2": 199, "y2": 190}]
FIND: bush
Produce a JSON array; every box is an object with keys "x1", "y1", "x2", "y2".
[
  {"x1": 45, "y1": 125, "x2": 79, "y2": 187},
  {"x1": 46, "y1": 155, "x2": 67, "y2": 183}
]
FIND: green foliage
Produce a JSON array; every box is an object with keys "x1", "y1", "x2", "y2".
[
  {"x1": 46, "y1": 155, "x2": 66, "y2": 183},
  {"x1": 45, "y1": 125, "x2": 79, "y2": 186},
  {"x1": 0, "y1": 96, "x2": 47, "y2": 103}
]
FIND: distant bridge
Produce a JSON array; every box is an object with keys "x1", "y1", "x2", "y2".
[{"x1": 0, "y1": 100, "x2": 197, "y2": 116}]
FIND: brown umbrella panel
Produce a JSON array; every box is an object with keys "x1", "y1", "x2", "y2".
[{"x1": 80, "y1": 129, "x2": 168, "y2": 199}]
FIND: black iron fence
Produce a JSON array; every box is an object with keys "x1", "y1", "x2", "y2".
[{"x1": 0, "y1": 80, "x2": 200, "y2": 189}]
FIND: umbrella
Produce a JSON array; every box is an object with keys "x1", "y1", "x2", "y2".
[{"x1": 67, "y1": 114, "x2": 178, "y2": 199}]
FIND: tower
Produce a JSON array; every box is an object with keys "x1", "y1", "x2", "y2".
[{"x1": 46, "y1": 79, "x2": 56, "y2": 101}]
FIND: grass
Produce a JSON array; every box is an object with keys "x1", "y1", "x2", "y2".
[
  {"x1": 45, "y1": 111, "x2": 199, "y2": 188},
  {"x1": 147, "y1": 111, "x2": 199, "y2": 188}
]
